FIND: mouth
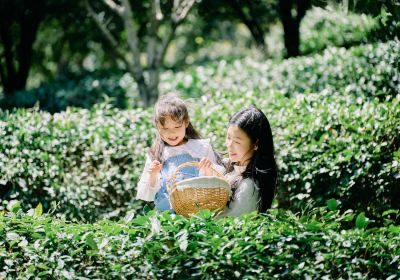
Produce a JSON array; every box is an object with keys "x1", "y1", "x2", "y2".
[
  {"x1": 168, "y1": 137, "x2": 179, "y2": 141},
  {"x1": 229, "y1": 152, "x2": 237, "y2": 157}
]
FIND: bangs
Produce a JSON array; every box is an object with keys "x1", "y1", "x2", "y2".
[{"x1": 154, "y1": 101, "x2": 188, "y2": 126}]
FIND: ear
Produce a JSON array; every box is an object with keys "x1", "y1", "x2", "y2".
[
  {"x1": 185, "y1": 120, "x2": 190, "y2": 128},
  {"x1": 254, "y1": 140, "x2": 259, "y2": 151}
]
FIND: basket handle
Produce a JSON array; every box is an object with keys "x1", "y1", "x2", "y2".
[
  {"x1": 167, "y1": 161, "x2": 224, "y2": 193},
  {"x1": 171, "y1": 161, "x2": 224, "y2": 180}
]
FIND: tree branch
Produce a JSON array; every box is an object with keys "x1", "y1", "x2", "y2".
[
  {"x1": 148, "y1": 0, "x2": 162, "y2": 68},
  {"x1": 103, "y1": 0, "x2": 124, "y2": 15},
  {"x1": 172, "y1": 0, "x2": 196, "y2": 23},
  {"x1": 155, "y1": 0, "x2": 195, "y2": 66},
  {"x1": 120, "y1": 0, "x2": 145, "y2": 78},
  {"x1": 155, "y1": 0, "x2": 163, "y2": 21},
  {"x1": 86, "y1": 0, "x2": 130, "y2": 68},
  {"x1": 156, "y1": 25, "x2": 176, "y2": 66},
  {"x1": 229, "y1": 0, "x2": 266, "y2": 48}
]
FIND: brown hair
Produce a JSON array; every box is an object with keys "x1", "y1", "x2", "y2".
[{"x1": 149, "y1": 94, "x2": 202, "y2": 162}]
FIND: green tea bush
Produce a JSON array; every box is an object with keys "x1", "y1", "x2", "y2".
[
  {"x1": 0, "y1": 41, "x2": 399, "y2": 221},
  {"x1": 0, "y1": 207, "x2": 398, "y2": 279},
  {"x1": 193, "y1": 90, "x2": 400, "y2": 220},
  {"x1": 165, "y1": 40, "x2": 399, "y2": 101},
  {"x1": 0, "y1": 103, "x2": 153, "y2": 222},
  {"x1": 0, "y1": 71, "x2": 130, "y2": 113},
  {"x1": 299, "y1": 6, "x2": 377, "y2": 55}
]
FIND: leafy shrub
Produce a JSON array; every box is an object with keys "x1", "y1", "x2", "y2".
[
  {"x1": 166, "y1": 40, "x2": 400, "y2": 101},
  {"x1": 193, "y1": 90, "x2": 400, "y2": 221},
  {"x1": 0, "y1": 103, "x2": 153, "y2": 222},
  {"x1": 0, "y1": 41, "x2": 399, "y2": 222},
  {"x1": 299, "y1": 6, "x2": 377, "y2": 55},
  {"x1": 0, "y1": 206, "x2": 398, "y2": 279},
  {"x1": 0, "y1": 71, "x2": 131, "y2": 113}
]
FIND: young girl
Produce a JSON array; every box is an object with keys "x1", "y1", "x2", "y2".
[
  {"x1": 136, "y1": 94, "x2": 220, "y2": 213},
  {"x1": 219, "y1": 106, "x2": 278, "y2": 216}
]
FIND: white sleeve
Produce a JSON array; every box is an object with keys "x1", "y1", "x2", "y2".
[
  {"x1": 199, "y1": 140, "x2": 226, "y2": 175},
  {"x1": 219, "y1": 179, "x2": 259, "y2": 217},
  {"x1": 135, "y1": 155, "x2": 162, "y2": 202}
]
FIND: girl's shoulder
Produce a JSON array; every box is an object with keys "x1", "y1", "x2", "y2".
[
  {"x1": 185, "y1": 138, "x2": 212, "y2": 155},
  {"x1": 163, "y1": 139, "x2": 211, "y2": 160},
  {"x1": 186, "y1": 138, "x2": 212, "y2": 149}
]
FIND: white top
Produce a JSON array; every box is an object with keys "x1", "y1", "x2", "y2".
[
  {"x1": 219, "y1": 165, "x2": 260, "y2": 217},
  {"x1": 135, "y1": 139, "x2": 223, "y2": 201}
]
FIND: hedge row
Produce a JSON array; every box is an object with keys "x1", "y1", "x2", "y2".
[
  {"x1": 0, "y1": 41, "x2": 399, "y2": 221},
  {"x1": 299, "y1": 6, "x2": 377, "y2": 55},
  {"x1": 0, "y1": 71, "x2": 129, "y2": 113},
  {"x1": 194, "y1": 91, "x2": 400, "y2": 220},
  {"x1": 168, "y1": 40, "x2": 399, "y2": 101},
  {"x1": 0, "y1": 104, "x2": 153, "y2": 222},
  {"x1": 0, "y1": 205, "x2": 399, "y2": 279}
]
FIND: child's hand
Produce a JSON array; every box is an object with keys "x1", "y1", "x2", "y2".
[
  {"x1": 148, "y1": 160, "x2": 162, "y2": 175},
  {"x1": 147, "y1": 160, "x2": 162, "y2": 188},
  {"x1": 199, "y1": 157, "x2": 214, "y2": 176}
]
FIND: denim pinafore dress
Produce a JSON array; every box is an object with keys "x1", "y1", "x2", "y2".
[{"x1": 154, "y1": 153, "x2": 199, "y2": 213}]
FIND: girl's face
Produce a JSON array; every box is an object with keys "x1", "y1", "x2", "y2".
[
  {"x1": 226, "y1": 125, "x2": 256, "y2": 166},
  {"x1": 157, "y1": 116, "x2": 189, "y2": 146}
]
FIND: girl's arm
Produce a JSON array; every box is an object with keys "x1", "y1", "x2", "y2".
[
  {"x1": 219, "y1": 179, "x2": 259, "y2": 217},
  {"x1": 135, "y1": 155, "x2": 162, "y2": 202}
]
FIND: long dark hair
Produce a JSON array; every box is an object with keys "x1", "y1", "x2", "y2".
[
  {"x1": 226, "y1": 106, "x2": 278, "y2": 212},
  {"x1": 149, "y1": 94, "x2": 201, "y2": 162}
]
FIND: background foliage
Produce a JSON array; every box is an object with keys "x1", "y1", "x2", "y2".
[{"x1": 1, "y1": 41, "x2": 399, "y2": 223}]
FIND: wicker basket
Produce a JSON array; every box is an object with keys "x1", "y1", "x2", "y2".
[{"x1": 167, "y1": 162, "x2": 231, "y2": 217}]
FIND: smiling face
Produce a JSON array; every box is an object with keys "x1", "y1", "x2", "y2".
[
  {"x1": 226, "y1": 125, "x2": 256, "y2": 166},
  {"x1": 157, "y1": 116, "x2": 189, "y2": 146}
]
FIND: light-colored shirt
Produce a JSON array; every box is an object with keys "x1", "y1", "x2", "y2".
[
  {"x1": 135, "y1": 139, "x2": 222, "y2": 202},
  {"x1": 219, "y1": 165, "x2": 260, "y2": 217}
]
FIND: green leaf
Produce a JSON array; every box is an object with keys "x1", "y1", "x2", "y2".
[
  {"x1": 382, "y1": 209, "x2": 398, "y2": 217},
  {"x1": 327, "y1": 199, "x2": 337, "y2": 211},
  {"x1": 124, "y1": 211, "x2": 135, "y2": 224},
  {"x1": 355, "y1": 212, "x2": 369, "y2": 230},
  {"x1": 34, "y1": 203, "x2": 43, "y2": 217},
  {"x1": 132, "y1": 215, "x2": 149, "y2": 226},
  {"x1": 388, "y1": 225, "x2": 400, "y2": 234},
  {"x1": 343, "y1": 213, "x2": 355, "y2": 222},
  {"x1": 9, "y1": 200, "x2": 21, "y2": 213},
  {"x1": 85, "y1": 233, "x2": 98, "y2": 251}
]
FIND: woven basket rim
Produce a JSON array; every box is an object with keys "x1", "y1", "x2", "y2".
[
  {"x1": 174, "y1": 176, "x2": 231, "y2": 192},
  {"x1": 175, "y1": 175, "x2": 229, "y2": 186}
]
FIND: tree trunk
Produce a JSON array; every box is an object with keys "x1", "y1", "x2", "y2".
[
  {"x1": 0, "y1": 0, "x2": 44, "y2": 96},
  {"x1": 278, "y1": 0, "x2": 310, "y2": 58},
  {"x1": 17, "y1": 3, "x2": 43, "y2": 90},
  {"x1": 88, "y1": 0, "x2": 196, "y2": 107},
  {"x1": 0, "y1": 7, "x2": 17, "y2": 94},
  {"x1": 147, "y1": 67, "x2": 159, "y2": 105},
  {"x1": 229, "y1": 0, "x2": 266, "y2": 50}
]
